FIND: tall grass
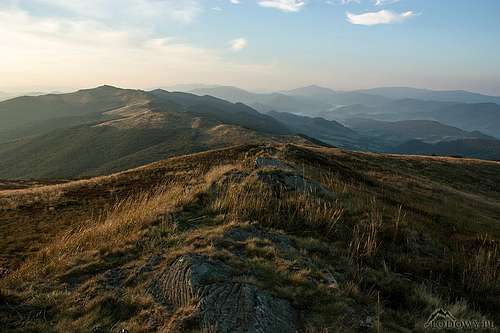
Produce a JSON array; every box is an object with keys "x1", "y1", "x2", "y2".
[
  {"x1": 210, "y1": 177, "x2": 344, "y2": 236},
  {"x1": 460, "y1": 235, "x2": 499, "y2": 292},
  {"x1": 392, "y1": 204, "x2": 407, "y2": 240},
  {"x1": 4, "y1": 182, "x2": 199, "y2": 286},
  {"x1": 348, "y1": 197, "x2": 383, "y2": 263}
]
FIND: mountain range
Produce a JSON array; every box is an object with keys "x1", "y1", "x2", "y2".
[
  {"x1": 0, "y1": 91, "x2": 48, "y2": 102},
  {"x1": 1, "y1": 84, "x2": 500, "y2": 179},
  {"x1": 356, "y1": 86, "x2": 500, "y2": 104},
  {"x1": 189, "y1": 85, "x2": 500, "y2": 138},
  {"x1": 393, "y1": 138, "x2": 500, "y2": 161},
  {"x1": 0, "y1": 86, "x2": 300, "y2": 178},
  {"x1": 345, "y1": 118, "x2": 494, "y2": 145}
]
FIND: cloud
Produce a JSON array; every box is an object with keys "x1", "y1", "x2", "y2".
[
  {"x1": 326, "y1": 0, "x2": 360, "y2": 5},
  {"x1": 230, "y1": 38, "x2": 248, "y2": 51},
  {"x1": 258, "y1": 0, "x2": 306, "y2": 12},
  {"x1": 29, "y1": 0, "x2": 202, "y2": 24},
  {"x1": 373, "y1": 0, "x2": 400, "y2": 6},
  {"x1": 346, "y1": 10, "x2": 415, "y2": 25},
  {"x1": 0, "y1": 7, "x2": 276, "y2": 90},
  {"x1": 230, "y1": 0, "x2": 241, "y2": 4}
]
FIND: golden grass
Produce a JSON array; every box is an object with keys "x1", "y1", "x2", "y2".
[
  {"x1": 4, "y1": 182, "x2": 200, "y2": 286},
  {"x1": 348, "y1": 197, "x2": 382, "y2": 262},
  {"x1": 460, "y1": 235, "x2": 499, "y2": 292},
  {"x1": 392, "y1": 204, "x2": 407, "y2": 239},
  {"x1": 210, "y1": 176, "x2": 344, "y2": 236},
  {"x1": 2, "y1": 144, "x2": 500, "y2": 331}
]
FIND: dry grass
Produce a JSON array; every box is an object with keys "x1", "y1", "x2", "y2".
[
  {"x1": 2, "y1": 143, "x2": 500, "y2": 331},
  {"x1": 0, "y1": 185, "x2": 65, "y2": 210},
  {"x1": 392, "y1": 204, "x2": 407, "y2": 239},
  {"x1": 348, "y1": 198, "x2": 383, "y2": 262},
  {"x1": 204, "y1": 164, "x2": 242, "y2": 185},
  {"x1": 4, "y1": 182, "x2": 200, "y2": 286},
  {"x1": 210, "y1": 176, "x2": 344, "y2": 237},
  {"x1": 460, "y1": 235, "x2": 499, "y2": 292}
]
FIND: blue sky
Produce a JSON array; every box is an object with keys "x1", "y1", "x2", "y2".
[{"x1": 1, "y1": 0, "x2": 499, "y2": 94}]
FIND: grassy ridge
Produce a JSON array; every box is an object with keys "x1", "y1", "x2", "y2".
[{"x1": 0, "y1": 144, "x2": 499, "y2": 332}]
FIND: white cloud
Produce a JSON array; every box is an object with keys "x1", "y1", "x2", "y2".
[
  {"x1": 258, "y1": 0, "x2": 306, "y2": 12},
  {"x1": 346, "y1": 10, "x2": 415, "y2": 25},
  {"x1": 326, "y1": 0, "x2": 360, "y2": 5},
  {"x1": 0, "y1": 7, "x2": 276, "y2": 91},
  {"x1": 31, "y1": 0, "x2": 202, "y2": 24},
  {"x1": 230, "y1": 0, "x2": 241, "y2": 4},
  {"x1": 373, "y1": 0, "x2": 400, "y2": 6},
  {"x1": 230, "y1": 37, "x2": 248, "y2": 51}
]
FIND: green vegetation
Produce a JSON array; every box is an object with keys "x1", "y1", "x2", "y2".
[{"x1": 0, "y1": 87, "x2": 295, "y2": 179}]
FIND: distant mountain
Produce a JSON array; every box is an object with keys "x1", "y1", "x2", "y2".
[
  {"x1": 282, "y1": 85, "x2": 391, "y2": 106},
  {"x1": 0, "y1": 86, "x2": 290, "y2": 143},
  {"x1": 357, "y1": 87, "x2": 500, "y2": 105},
  {"x1": 0, "y1": 91, "x2": 10, "y2": 102},
  {"x1": 190, "y1": 86, "x2": 259, "y2": 105},
  {"x1": 392, "y1": 138, "x2": 500, "y2": 161},
  {"x1": 0, "y1": 86, "x2": 299, "y2": 178},
  {"x1": 0, "y1": 91, "x2": 51, "y2": 102},
  {"x1": 190, "y1": 86, "x2": 331, "y2": 116},
  {"x1": 0, "y1": 120, "x2": 285, "y2": 179},
  {"x1": 332, "y1": 99, "x2": 456, "y2": 120},
  {"x1": 0, "y1": 85, "x2": 149, "y2": 141},
  {"x1": 430, "y1": 103, "x2": 500, "y2": 139},
  {"x1": 162, "y1": 83, "x2": 221, "y2": 92},
  {"x1": 282, "y1": 85, "x2": 337, "y2": 98},
  {"x1": 328, "y1": 100, "x2": 500, "y2": 139},
  {"x1": 191, "y1": 85, "x2": 391, "y2": 118},
  {"x1": 267, "y1": 111, "x2": 361, "y2": 149},
  {"x1": 345, "y1": 118, "x2": 493, "y2": 145},
  {"x1": 3, "y1": 84, "x2": 500, "y2": 177},
  {"x1": 150, "y1": 89, "x2": 290, "y2": 135}
]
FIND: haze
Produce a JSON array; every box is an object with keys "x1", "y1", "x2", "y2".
[{"x1": 1, "y1": 0, "x2": 500, "y2": 94}]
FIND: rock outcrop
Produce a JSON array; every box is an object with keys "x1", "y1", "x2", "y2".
[
  {"x1": 151, "y1": 254, "x2": 297, "y2": 333},
  {"x1": 254, "y1": 156, "x2": 336, "y2": 198}
]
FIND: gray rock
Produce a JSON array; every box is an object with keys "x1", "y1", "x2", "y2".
[
  {"x1": 138, "y1": 254, "x2": 164, "y2": 274},
  {"x1": 255, "y1": 157, "x2": 293, "y2": 171},
  {"x1": 222, "y1": 224, "x2": 297, "y2": 255},
  {"x1": 257, "y1": 171, "x2": 335, "y2": 199},
  {"x1": 151, "y1": 254, "x2": 297, "y2": 333}
]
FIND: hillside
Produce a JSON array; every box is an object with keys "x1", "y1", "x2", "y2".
[
  {"x1": 2, "y1": 85, "x2": 500, "y2": 181},
  {"x1": 357, "y1": 87, "x2": 500, "y2": 105},
  {"x1": 345, "y1": 118, "x2": 493, "y2": 145},
  {"x1": 0, "y1": 92, "x2": 11, "y2": 102},
  {"x1": 0, "y1": 86, "x2": 149, "y2": 141},
  {"x1": 0, "y1": 87, "x2": 296, "y2": 179},
  {"x1": 0, "y1": 143, "x2": 498, "y2": 332},
  {"x1": 393, "y1": 138, "x2": 500, "y2": 161},
  {"x1": 329, "y1": 100, "x2": 500, "y2": 139},
  {"x1": 431, "y1": 103, "x2": 500, "y2": 138},
  {"x1": 190, "y1": 86, "x2": 333, "y2": 116},
  {"x1": 267, "y1": 111, "x2": 361, "y2": 149},
  {"x1": 0, "y1": 86, "x2": 290, "y2": 143},
  {"x1": 282, "y1": 85, "x2": 390, "y2": 106}
]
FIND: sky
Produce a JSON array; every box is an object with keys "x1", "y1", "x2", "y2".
[{"x1": 1, "y1": 0, "x2": 500, "y2": 95}]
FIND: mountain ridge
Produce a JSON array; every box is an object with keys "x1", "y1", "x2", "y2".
[{"x1": 1, "y1": 143, "x2": 499, "y2": 331}]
